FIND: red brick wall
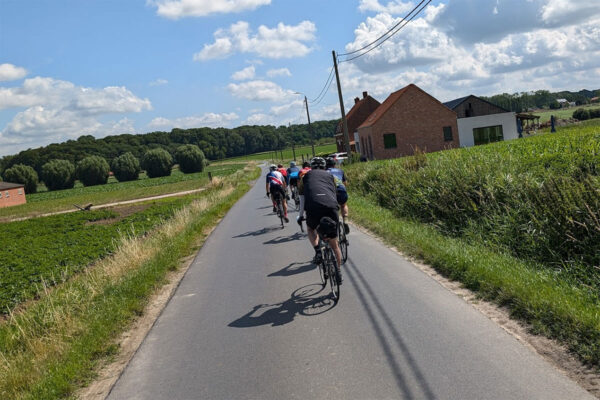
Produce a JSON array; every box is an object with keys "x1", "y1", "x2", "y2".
[
  {"x1": 359, "y1": 86, "x2": 458, "y2": 160},
  {"x1": 335, "y1": 96, "x2": 381, "y2": 153},
  {"x1": 0, "y1": 187, "x2": 27, "y2": 208}
]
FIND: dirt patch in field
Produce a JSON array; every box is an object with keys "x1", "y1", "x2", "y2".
[
  {"x1": 351, "y1": 222, "x2": 600, "y2": 399},
  {"x1": 85, "y1": 204, "x2": 153, "y2": 226}
]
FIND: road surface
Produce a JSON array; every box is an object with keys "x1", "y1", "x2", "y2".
[{"x1": 107, "y1": 169, "x2": 593, "y2": 400}]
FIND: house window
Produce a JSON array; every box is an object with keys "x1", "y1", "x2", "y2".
[
  {"x1": 5, "y1": 191, "x2": 9, "y2": 198},
  {"x1": 383, "y1": 133, "x2": 397, "y2": 149},
  {"x1": 18, "y1": 189, "x2": 23, "y2": 195},
  {"x1": 473, "y1": 125, "x2": 504, "y2": 145},
  {"x1": 443, "y1": 126, "x2": 453, "y2": 141}
]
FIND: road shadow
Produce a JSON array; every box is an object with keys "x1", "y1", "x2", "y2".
[
  {"x1": 256, "y1": 205, "x2": 273, "y2": 210},
  {"x1": 268, "y1": 260, "x2": 314, "y2": 277},
  {"x1": 232, "y1": 226, "x2": 281, "y2": 238},
  {"x1": 263, "y1": 231, "x2": 305, "y2": 245},
  {"x1": 345, "y1": 259, "x2": 436, "y2": 400},
  {"x1": 228, "y1": 284, "x2": 335, "y2": 328}
]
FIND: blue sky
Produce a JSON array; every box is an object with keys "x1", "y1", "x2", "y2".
[{"x1": 1, "y1": 0, "x2": 599, "y2": 156}]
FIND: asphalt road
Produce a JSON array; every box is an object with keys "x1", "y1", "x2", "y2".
[{"x1": 107, "y1": 169, "x2": 593, "y2": 400}]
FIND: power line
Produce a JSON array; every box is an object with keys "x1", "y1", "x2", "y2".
[
  {"x1": 310, "y1": 71, "x2": 336, "y2": 105},
  {"x1": 308, "y1": 66, "x2": 335, "y2": 104},
  {"x1": 338, "y1": 0, "x2": 428, "y2": 57},
  {"x1": 339, "y1": 0, "x2": 432, "y2": 63}
]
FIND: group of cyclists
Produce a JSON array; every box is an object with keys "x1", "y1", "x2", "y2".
[{"x1": 265, "y1": 156, "x2": 349, "y2": 285}]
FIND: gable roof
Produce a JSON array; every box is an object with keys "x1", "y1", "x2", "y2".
[
  {"x1": 0, "y1": 182, "x2": 25, "y2": 190},
  {"x1": 336, "y1": 93, "x2": 381, "y2": 134},
  {"x1": 443, "y1": 94, "x2": 510, "y2": 113},
  {"x1": 358, "y1": 84, "x2": 452, "y2": 129}
]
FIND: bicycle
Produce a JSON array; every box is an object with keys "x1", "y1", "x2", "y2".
[
  {"x1": 268, "y1": 191, "x2": 285, "y2": 228},
  {"x1": 298, "y1": 218, "x2": 340, "y2": 302},
  {"x1": 337, "y1": 216, "x2": 349, "y2": 264},
  {"x1": 290, "y1": 184, "x2": 300, "y2": 211}
]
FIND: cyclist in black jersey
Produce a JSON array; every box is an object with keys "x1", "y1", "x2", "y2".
[{"x1": 297, "y1": 157, "x2": 343, "y2": 284}]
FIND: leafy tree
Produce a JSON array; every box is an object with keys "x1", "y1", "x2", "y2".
[
  {"x1": 175, "y1": 144, "x2": 206, "y2": 173},
  {"x1": 2, "y1": 164, "x2": 39, "y2": 194},
  {"x1": 573, "y1": 108, "x2": 590, "y2": 121},
  {"x1": 41, "y1": 160, "x2": 76, "y2": 191},
  {"x1": 111, "y1": 152, "x2": 141, "y2": 182},
  {"x1": 141, "y1": 148, "x2": 173, "y2": 178},
  {"x1": 76, "y1": 155, "x2": 110, "y2": 186}
]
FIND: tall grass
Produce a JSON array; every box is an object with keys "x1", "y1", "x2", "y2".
[{"x1": 346, "y1": 123, "x2": 600, "y2": 292}]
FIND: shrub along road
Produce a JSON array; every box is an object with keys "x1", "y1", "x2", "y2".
[{"x1": 107, "y1": 167, "x2": 593, "y2": 400}]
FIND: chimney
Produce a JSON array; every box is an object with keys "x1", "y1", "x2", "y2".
[
  {"x1": 354, "y1": 97, "x2": 360, "y2": 104},
  {"x1": 363, "y1": 91, "x2": 368, "y2": 98}
]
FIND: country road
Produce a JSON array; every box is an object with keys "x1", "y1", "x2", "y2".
[{"x1": 107, "y1": 169, "x2": 593, "y2": 400}]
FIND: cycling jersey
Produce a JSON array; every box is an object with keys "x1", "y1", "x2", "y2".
[
  {"x1": 299, "y1": 169, "x2": 338, "y2": 212},
  {"x1": 277, "y1": 168, "x2": 287, "y2": 178},
  {"x1": 287, "y1": 166, "x2": 300, "y2": 185},
  {"x1": 327, "y1": 167, "x2": 346, "y2": 185},
  {"x1": 299, "y1": 166, "x2": 311, "y2": 179},
  {"x1": 266, "y1": 170, "x2": 285, "y2": 189}
]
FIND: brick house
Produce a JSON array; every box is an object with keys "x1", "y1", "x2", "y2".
[
  {"x1": 443, "y1": 95, "x2": 518, "y2": 147},
  {"x1": 334, "y1": 91, "x2": 381, "y2": 153},
  {"x1": 0, "y1": 182, "x2": 27, "y2": 208},
  {"x1": 356, "y1": 84, "x2": 459, "y2": 160}
]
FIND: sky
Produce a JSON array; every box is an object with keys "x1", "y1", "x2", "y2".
[{"x1": 1, "y1": 0, "x2": 599, "y2": 156}]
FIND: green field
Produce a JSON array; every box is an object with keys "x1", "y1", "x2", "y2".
[
  {"x1": 533, "y1": 103, "x2": 599, "y2": 122},
  {"x1": 0, "y1": 163, "x2": 245, "y2": 220},
  {"x1": 222, "y1": 142, "x2": 337, "y2": 162}
]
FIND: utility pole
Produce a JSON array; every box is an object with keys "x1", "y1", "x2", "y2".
[
  {"x1": 304, "y1": 96, "x2": 315, "y2": 157},
  {"x1": 333, "y1": 50, "x2": 351, "y2": 157}
]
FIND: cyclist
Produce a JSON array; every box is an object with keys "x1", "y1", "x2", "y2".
[
  {"x1": 299, "y1": 161, "x2": 311, "y2": 179},
  {"x1": 287, "y1": 161, "x2": 301, "y2": 202},
  {"x1": 297, "y1": 157, "x2": 342, "y2": 284},
  {"x1": 326, "y1": 157, "x2": 350, "y2": 234},
  {"x1": 266, "y1": 164, "x2": 289, "y2": 223}
]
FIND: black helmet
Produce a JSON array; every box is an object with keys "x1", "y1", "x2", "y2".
[
  {"x1": 325, "y1": 157, "x2": 335, "y2": 168},
  {"x1": 310, "y1": 157, "x2": 326, "y2": 169}
]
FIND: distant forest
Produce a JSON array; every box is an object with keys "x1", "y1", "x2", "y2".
[
  {"x1": 482, "y1": 88, "x2": 600, "y2": 113},
  {"x1": 0, "y1": 120, "x2": 337, "y2": 176}
]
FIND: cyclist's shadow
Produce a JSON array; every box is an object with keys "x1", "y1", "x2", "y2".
[{"x1": 228, "y1": 284, "x2": 335, "y2": 328}]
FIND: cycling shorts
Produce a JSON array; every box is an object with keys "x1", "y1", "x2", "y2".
[
  {"x1": 306, "y1": 207, "x2": 338, "y2": 232},
  {"x1": 289, "y1": 177, "x2": 298, "y2": 186},
  {"x1": 270, "y1": 185, "x2": 285, "y2": 199},
  {"x1": 336, "y1": 186, "x2": 348, "y2": 205}
]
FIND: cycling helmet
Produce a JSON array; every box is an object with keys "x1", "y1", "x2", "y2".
[
  {"x1": 325, "y1": 157, "x2": 336, "y2": 168},
  {"x1": 269, "y1": 164, "x2": 277, "y2": 170},
  {"x1": 289, "y1": 161, "x2": 296, "y2": 167},
  {"x1": 302, "y1": 161, "x2": 310, "y2": 168},
  {"x1": 310, "y1": 157, "x2": 326, "y2": 169}
]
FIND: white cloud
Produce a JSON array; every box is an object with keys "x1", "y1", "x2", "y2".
[
  {"x1": 267, "y1": 68, "x2": 292, "y2": 78},
  {"x1": 243, "y1": 113, "x2": 274, "y2": 125},
  {"x1": 358, "y1": 0, "x2": 415, "y2": 14},
  {"x1": 228, "y1": 80, "x2": 295, "y2": 102},
  {"x1": 150, "y1": 0, "x2": 271, "y2": 19},
  {"x1": 147, "y1": 112, "x2": 239, "y2": 130},
  {"x1": 270, "y1": 99, "x2": 303, "y2": 116},
  {"x1": 231, "y1": 65, "x2": 256, "y2": 80},
  {"x1": 194, "y1": 20, "x2": 316, "y2": 60},
  {"x1": 149, "y1": 78, "x2": 168, "y2": 86},
  {"x1": 0, "y1": 77, "x2": 151, "y2": 154},
  {"x1": 0, "y1": 64, "x2": 27, "y2": 81}
]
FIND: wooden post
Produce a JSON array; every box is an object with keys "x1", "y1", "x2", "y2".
[
  {"x1": 208, "y1": 171, "x2": 213, "y2": 182},
  {"x1": 292, "y1": 144, "x2": 296, "y2": 161},
  {"x1": 332, "y1": 50, "x2": 352, "y2": 160}
]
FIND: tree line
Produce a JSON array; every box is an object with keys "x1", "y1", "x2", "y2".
[
  {"x1": 482, "y1": 89, "x2": 600, "y2": 113},
  {"x1": 0, "y1": 120, "x2": 337, "y2": 178}
]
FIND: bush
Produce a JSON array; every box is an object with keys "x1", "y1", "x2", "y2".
[
  {"x1": 572, "y1": 108, "x2": 589, "y2": 120},
  {"x1": 141, "y1": 148, "x2": 173, "y2": 178},
  {"x1": 76, "y1": 156, "x2": 110, "y2": 186},
  {"x1": 111, "y1": 152, "x2": 141, "y2": 182},
  {"x1": 175, "y1": 144, "x2": 205, "y2": 173},
  {"x1": 1, "y1": 164, "x2": 39, "y2": 194},
  {"x1": 41, "y1": 160, "x2": 76, "y2": 191}
]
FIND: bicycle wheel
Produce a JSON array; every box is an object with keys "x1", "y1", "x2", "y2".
[
  {"x1": 277, "y1": 200, "x2": 284, "y2": 228},
  {"x1": 325, "y1": 247, "x2": 340, "y2": 302},
  {"x1": 317, "y1": 253, "x2": 326, "y2": 286},
  {"x1": 338, "y1": 222, "x2": 348, "y2": 264}
]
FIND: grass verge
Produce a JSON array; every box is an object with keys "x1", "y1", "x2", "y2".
[
  {"x1": 0, "y1": 164, "x2": 260, "y2": 399},
  {"x1": 349, "y1": 193, "x2": 600, "y2": 367}
]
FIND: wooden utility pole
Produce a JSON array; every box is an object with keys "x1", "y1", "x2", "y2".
[
  {"x1": 332, "y1": 50, "x2": 351, "y2": 156},
  {"x1": 304, "y1": 96, "x2": 315, "y2": 157}
]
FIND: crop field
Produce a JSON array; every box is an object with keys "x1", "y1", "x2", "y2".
[
  {"x1": 346, "y1": 121, "x2": 600, "y2": 293},
  {"x1": 0, "y1": 163, "x2": 245, "y2": 220},
  {"x1": 0, "y1": 188, "x2": 213, "y2": 313},
  {"x1": 222, "y1": 142, "x2": 337, "y2": 162}
]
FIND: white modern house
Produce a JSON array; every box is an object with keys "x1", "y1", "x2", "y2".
[{"x1": 443, "y1": 95, "x2": 519, "y2": 147}]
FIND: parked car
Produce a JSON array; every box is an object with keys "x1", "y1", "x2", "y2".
[{"x1": 328, "y1": 152, "x2": 348, "y2": 164}]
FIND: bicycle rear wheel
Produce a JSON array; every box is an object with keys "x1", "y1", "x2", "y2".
[
  {"x1": 277, "y1": 200, "x2": 284, "y2": 228},
  {"x1": 338, "y1": 222, "x2": 348, "y2": 264},
  {"x1": 325, "y1": 248, "x2": 340, "y2": 302}
]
